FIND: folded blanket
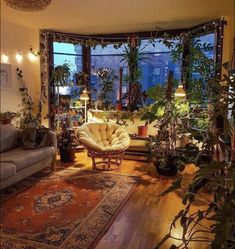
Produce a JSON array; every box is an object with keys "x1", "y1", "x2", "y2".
[{"x1": 21, "y1": 128, "x2": 54, "y2": 150}]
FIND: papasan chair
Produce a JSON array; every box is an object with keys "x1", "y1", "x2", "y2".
[{"x1": 76, "y1": 123, "x2": 130, "y2": 170}]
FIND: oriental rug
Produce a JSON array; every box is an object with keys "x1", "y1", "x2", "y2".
[{"x1": 0, "y1": 169, "x2": 137, "y2": 249}]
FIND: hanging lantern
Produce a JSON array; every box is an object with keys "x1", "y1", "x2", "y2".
[{"x1": 174, "y1": 83, "x2": 186, "y2": 98}]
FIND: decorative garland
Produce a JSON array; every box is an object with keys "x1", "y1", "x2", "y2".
[{"x1": 40, "y1": 18, "x2": 225, "y2": 49}]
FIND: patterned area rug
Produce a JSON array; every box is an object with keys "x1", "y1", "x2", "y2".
[{"x1": 0, "y1": 169, "x2": 137, "y2": 249}]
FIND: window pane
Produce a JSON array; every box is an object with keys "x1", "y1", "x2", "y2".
[
  {"x1": 53, "y1": 54, "x2": 83, "y2": 72},
  {"x1": 53, "y1": 42, "x2": 82, "y2": 55},
  {"x1": 139, "y1": 39, "x2": 182, "y2": 90},
  {"x1": 140, "y1": 53, "x2": 181, "y2": 90},
  {"x1": 90, "y1": 45, "x2": 127, "y2": 103}
]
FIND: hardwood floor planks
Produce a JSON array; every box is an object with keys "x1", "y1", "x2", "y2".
[{"x1": 57, "y1": 152, "x2": 209, "y2": 249}]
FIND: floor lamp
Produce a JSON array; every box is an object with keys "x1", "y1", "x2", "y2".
[{"x1": 80, "y1": 88, "x2": 89, "y2": 123}]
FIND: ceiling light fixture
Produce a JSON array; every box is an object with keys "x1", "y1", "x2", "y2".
[{"x1": 4, "y1": 0, "x2": 51, "y2": 12}]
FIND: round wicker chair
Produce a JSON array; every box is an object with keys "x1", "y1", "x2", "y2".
[{"x1": 76, "y1": 122, "x2": 130, "y2": 170}]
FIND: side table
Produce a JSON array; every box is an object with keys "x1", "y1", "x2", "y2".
[{"x1": 124, "y1": 134, "x2": 153, "y2": 161}]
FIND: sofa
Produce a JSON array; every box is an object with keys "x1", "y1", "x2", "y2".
[{"x1": 0, "y1": 124, "x2": 57, "y2": 190}]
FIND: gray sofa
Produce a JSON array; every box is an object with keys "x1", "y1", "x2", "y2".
[{"x1": 0, "y1": 124, "x2": 57, "y2": 190}]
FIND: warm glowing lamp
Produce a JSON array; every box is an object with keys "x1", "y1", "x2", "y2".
[
  {"x1": 28, "y1": 52, "x2": 37, "y2": 61},
  {"x1": 2, "y1": 54, "x2": 9, "y2": 63},
  {"x1": 16, "y1": 53, "x2": 23, "y2": 63},
  {"x1": 80, "y1": 88, "x2": 89, "y2": 123},
  {"x1": 174, "y1": 83, "x2": 186, "y2": 98}
]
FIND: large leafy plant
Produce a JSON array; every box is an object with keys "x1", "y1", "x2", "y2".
[
  {"x1": 51, "y1": 62, "x2": 71, "y2": 86},
  {"x1": 155, "y1": 57, "x2": 235, "y2": 248}
]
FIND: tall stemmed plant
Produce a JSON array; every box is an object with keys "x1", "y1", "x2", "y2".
[{"x1": 120, "y1": 44, "x2": 148, "y2": 110}]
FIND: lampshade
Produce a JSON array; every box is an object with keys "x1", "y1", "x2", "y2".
[
  {"x1": 174, "y1": 83, "x2": 186, "y2": 98},
  {"x1": 4, "y1": 0, "x2": 51, "y2": 11},
  {"x1": 80, "y1": 89, "x2": 89, "y2": 101}
]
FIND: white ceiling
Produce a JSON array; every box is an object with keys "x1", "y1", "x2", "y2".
[{"x1": 1, "y1": 0, "x2": 234, "y2": 34}]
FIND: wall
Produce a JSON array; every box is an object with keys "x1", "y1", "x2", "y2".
[
  {"x1": 0, "y1": 20, "x2": 40, "y2": 114},
  {"x1": 222, "y1": 3, "x2": 234, "y2": 63}
]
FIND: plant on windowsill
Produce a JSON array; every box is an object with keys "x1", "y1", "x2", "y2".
[
  {"x1": 120, "y1": 44, "x2": 148, "y2": 111},
  {"x1": 97, "y1": 67, "x2": 117, "y2": 109},
  {"x1": 51, "y1": 62, "x2": 72, "y2": 87}
]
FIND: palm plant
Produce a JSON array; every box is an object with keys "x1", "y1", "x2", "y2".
[{"x1": 120, "y1": 44, "x2": 148, "y2": 110}]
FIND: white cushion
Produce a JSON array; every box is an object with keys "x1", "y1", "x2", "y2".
[{"x1": 77, "y1": 123, "x2": 130, "y2": 152}]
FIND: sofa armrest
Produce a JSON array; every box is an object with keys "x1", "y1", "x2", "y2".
[{"x1": 48, "y1": 130, "x2": 57, "y2": 151}]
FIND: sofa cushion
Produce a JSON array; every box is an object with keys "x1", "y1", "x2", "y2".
[
  {"x1": 0, "y1": 146, "x2": 55, "y2": 172},
  {"x1": 0, "y1": 162, "x2": 16, "y2": 180},
  {"x1": 0, "y1": 124, "x2": 19, "y2": 152}
]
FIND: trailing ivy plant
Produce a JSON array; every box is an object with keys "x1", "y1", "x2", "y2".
[{"x1": 16, "y1": 68, "x2": 46, "y2": 129}]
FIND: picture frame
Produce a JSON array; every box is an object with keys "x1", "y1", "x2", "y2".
[{"x1": 0, "y1": 63, "x2": 12, "y2": 88}]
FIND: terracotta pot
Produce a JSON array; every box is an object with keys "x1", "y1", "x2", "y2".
[
  {"x1": 116, "y1": 103, "x2": 122, "y2": 111},
  {"x1": 138, "y1": 126, "x2": 148, "y2": 137}
]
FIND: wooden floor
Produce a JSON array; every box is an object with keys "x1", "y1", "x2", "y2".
[{"x1": 57, "y1": 151, "x2": 209, "y2": 249}]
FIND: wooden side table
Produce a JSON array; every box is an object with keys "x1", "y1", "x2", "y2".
[{"x1": 124, "y1": 134, "x2": 153, "y2": 161}]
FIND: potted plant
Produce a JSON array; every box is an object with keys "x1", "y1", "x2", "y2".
[
  {"x1": 57, "y1": 114, "x2": 76, "y2": 163},
  {"x1": 155, "y1": 35, "x2": 235, "y2": 247},
  {"x1": 51, "y1": 62, "x2": 71, "y2": 86},
  {"x1": 0, "y1": 111, "x2": 17, "y2": 124},
  {"x1": 141, "y1": 81, "x2": 198, "y2": 176},
  {"x1": 134, "y1": 105, "x2": 155, "y2": 137},
  {"x1": 97, "y1": 67, "x2": 117, "y2": 109},
  {"x1": 120, "y1": 44, "x2": 148, "y2": 111},
  {"x1": 152, "y1": 98, "x2": 194, "y2": 176}
]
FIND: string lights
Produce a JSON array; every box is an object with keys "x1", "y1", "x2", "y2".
[
  {"x1": 1, "y1": 53, "x2": 9, "y2": 63},
  {"x1": 15, "y1": 53, "x2": 23, "y2": 63},
  {"x1": 1, "y1": 46, "x2": 40, "y2": 63}
]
